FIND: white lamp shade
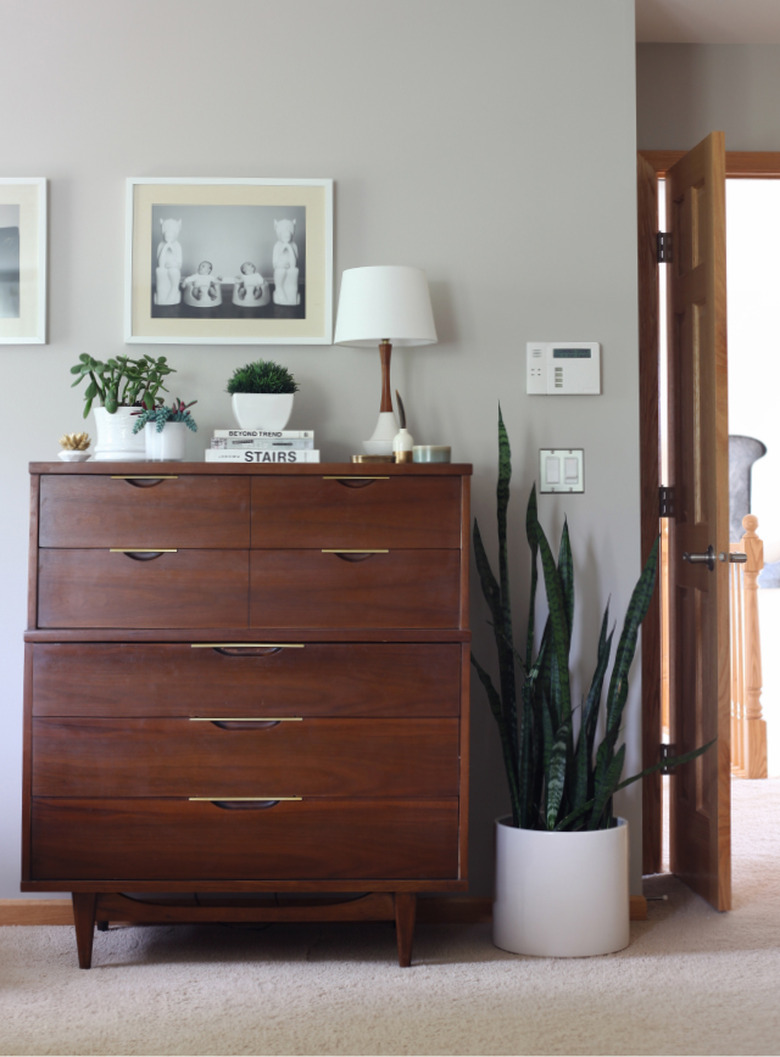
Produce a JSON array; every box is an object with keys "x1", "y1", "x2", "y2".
[{"x1": 334, "y1": 265, "x2": 438, "y2": 347}]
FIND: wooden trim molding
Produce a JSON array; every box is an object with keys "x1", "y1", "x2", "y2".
[
  {"x1": 0, "y1": 894, "x2": 647, "y2": 926},
  {"x1": 0, "y1": 899, "x2": 73, "y2": 925},
  {"x1": 640, "y1": 150, "x2": 780, "y2": 178}
]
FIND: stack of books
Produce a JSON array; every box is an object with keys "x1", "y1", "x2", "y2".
[{"x1": 205, "y1": 429, "x2": 320, "y2": 463}]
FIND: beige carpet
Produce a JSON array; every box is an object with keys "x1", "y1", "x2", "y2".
[{"x1": 1, "y1": 779, "x2": 778, "y2": 1056}]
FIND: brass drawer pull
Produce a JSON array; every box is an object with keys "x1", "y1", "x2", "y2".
[
  {"x1": 109, "y1": 553, "x2": 176, "y2": 562},
  {"x1": 190, "y1": 643, "x2": 304, "y2": 656},
  {"x1": 110, "y1": 476, "x2": 179, "y2": 487},
  {"x1": 109, "y1": 548, "x2": 177, "y2": 560},
  {"x1": 322, "y1": 549, "x2": 388, "y2": 563},
  {"x1": 322, "y1": 476, "x2": 389, "y2": 488},
  {"x1": 189, "y1": 797, "x2": 302, "y2": 810},
  {"x1": 189, "y1": 717, "x2": 303, "y2": 730}
]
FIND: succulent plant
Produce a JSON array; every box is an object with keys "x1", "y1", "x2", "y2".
[
  {"x1": 58, "y1": 432, "x2": 91, "y2": 451},
  {"x1": 69, "y1": 353, "x2": 175, "y2": 417},
  {"x1": 131, "y1": 399, "x2": 198, "y2": 434},
  {"x1": 472, "y1": 406, "x2": 713, "y2": 832}
]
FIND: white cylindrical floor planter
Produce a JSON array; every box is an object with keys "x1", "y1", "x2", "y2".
[{"x1": 493, "y1": 816, "x2": 630, "y2": 957}]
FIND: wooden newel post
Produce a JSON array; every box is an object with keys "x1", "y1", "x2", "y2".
[{"x1": 741, "y1": 514, "x2": 768, "y2": 779}]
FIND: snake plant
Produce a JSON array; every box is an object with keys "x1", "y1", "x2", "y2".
[{"x1": 472, "y1": 406, "x2": 711, "y2": 831}]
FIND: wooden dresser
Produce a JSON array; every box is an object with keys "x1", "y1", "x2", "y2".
[{"x1": 22, "y1": 462, "x2": 471, "y2": 968}]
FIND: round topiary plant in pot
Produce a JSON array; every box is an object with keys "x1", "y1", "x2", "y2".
[{"x1": 226, "y1": 359, "x2": 299, "y2": 431}]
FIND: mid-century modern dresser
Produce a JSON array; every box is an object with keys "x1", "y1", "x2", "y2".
[{"x1": 22, "y1": 461, "x2": 471, "y2": 967}]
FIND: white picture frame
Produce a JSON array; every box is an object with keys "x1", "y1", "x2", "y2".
[
  {"x1": 125, "y1": 177, "x2": 333, "y2": 345},
  {"x1": 0, "y1": 177, "x2": 47, "y2": 344}
]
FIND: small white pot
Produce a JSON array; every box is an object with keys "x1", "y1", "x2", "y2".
[
  {"x1": 493, "y1": 816, "x2": 630, "y2": 957},
  {"x1": 144, "y1": 421, "x2": 188, "y2": 461},
  {"x1": 231, "y1": 393, "x2": 294, "y2": 431},
  {"x1": 93, "y1": 407, "x2": 146, "y2": 461}
]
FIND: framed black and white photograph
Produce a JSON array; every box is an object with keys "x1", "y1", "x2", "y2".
[
  {"x1": 0, "y1": 178, "x2": 46, "y2": 344},
  {"x1": 125, "y1": 177, "x2": 333, "y2": 344}
]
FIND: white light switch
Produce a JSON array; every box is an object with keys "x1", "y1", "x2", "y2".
[
  {"x1": 564, "y1": 456, "x2": 580, "y2": 483},
  {"x1": 539, "y1": 449, "x2": 584, "y2": 493}
]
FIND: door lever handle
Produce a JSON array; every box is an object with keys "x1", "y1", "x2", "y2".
[{"x1": 682, "y1": 546, "x2": 715, "y2": 571}]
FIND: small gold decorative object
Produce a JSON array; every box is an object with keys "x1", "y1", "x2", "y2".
[
  {"x1": 58, "y1": 431, "x2": 92, "y2": 462},
  {"x1": 393, "y1": 390, "x2": 414, "y2": 463},
  {"x1": 59, "y1": 432, "x2": 91, "y2": 451}
]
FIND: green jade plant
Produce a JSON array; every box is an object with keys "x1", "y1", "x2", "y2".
[
  {"x1": 70, "y1": 353, "x2": 175, "y2": 417},
  {"x1": 226, "y1": 359, "x2": 299, "y2": 395},
  {"x1": 132, "y1": 398, "x2": 198, "y2": 434},
  {"x1": 472, "y1": 408, "x2": 711, "y2": 832}
]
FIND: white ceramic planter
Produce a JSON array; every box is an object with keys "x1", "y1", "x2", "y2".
[
  {"x1": 493, "y1": 816, "x2": 630, "y2": 957},
  {"x1": 144, "y1": 421, "x2": 188, "y2": 461},
  {"x1": 93, "y1": 407, "x2": 145, "y2": 461},
  {"x1": 231, "y1": 393, "x2": 294, "y2": 431}
]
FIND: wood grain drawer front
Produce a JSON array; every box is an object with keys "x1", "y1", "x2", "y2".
[
  {"x1": 30, "y1": 642, "x2": 462, "y2": 718},
  {"x1": 32, "y1": 717, "x2": 459, "y2": 798},
  {"x1": 37, "y1": 550, "x2": 248, "y2": 628},
  {"x1": 38, "y1": 475, "x2": 250, "y2": 549},
  {"x1": 30, "y1": 798, "x2": 460, "y2": 881},
  {"x1": 251, "y1": 477, "x2": 462, "y2": 548},
  {"x1": 250, "y1": 550, "x2": 461, "y2": 628}
]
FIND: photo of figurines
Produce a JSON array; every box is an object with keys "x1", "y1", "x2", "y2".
[
  {"x1": 151, "y1": 204, "x2": 307, "y2": 320},
  {"x1": 125, "y1": 178, "x2": 332, "y2": 344}
]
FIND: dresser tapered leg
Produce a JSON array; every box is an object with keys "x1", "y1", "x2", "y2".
[
  {"x1": 394, "y1": 892, "x2": 416, "y2": 967},
  {"x1": 72, "y1": 892, "x2": 98, "y2": 969}
]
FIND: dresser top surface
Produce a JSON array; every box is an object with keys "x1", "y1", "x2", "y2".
[{"x1": 30, "y1": 461, "x2": 472, "y2": 478}]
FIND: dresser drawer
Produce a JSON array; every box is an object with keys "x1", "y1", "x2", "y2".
[
  {"x1": 30, "y1": 642, "x2": 463, "y2": 718},
  {"x1": 251, "y1": 476, "x2": 462, "y2": 548},
  {"x1": 250, "y1": 550, "x2": 462, "y2": 628},
  {"x1": 39, "y1": 475, "x2": 250, "y2": 548},
  {"x1": 30, "y1": 798, "x2": 460, "y2": 881},
  {"x1": 37, "y1": 549, "x2": 248, "y2": 628},
  {"x1": 32, "y1": 717, "x2": 459, "y2": 797}
]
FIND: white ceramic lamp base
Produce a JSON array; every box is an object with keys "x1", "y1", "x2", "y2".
[{"x1": 363, "y1": 411, "x2": 398, "y2": 455}]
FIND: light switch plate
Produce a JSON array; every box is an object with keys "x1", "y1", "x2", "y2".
[{"x1": 539, "y1": 448, "x2": 584, "y2": 493}]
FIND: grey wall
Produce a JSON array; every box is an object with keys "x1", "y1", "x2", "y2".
[
  {"x1": 1, "y1": 0, "x2": 643, "y2": 901},
  {"x1": 637, "y1": 43, "x2": 780, "y2": 150}
]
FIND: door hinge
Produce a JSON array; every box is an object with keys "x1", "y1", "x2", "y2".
[
  {"x1": 657, "y1": 231, "x2": 672, "y2": 263},
  {"x1": 659, "y1": 485, "x2": 675, "y2": 518},
  {"x1": 660, "y1": 743, "x2": 677, "y2": 775}
]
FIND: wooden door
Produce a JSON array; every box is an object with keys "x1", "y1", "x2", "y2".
[{"x1": 665, "y1": 132, "x2": 731, "y2": 911}]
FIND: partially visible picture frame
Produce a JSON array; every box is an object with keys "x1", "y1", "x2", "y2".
[
  {"x1": 125, "y1": 177, "x2": 333, "y2": 344},
  {"x1": 0, "y1": 178, "x2": 47, "y2": 344}
]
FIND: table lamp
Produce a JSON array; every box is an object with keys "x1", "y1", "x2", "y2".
[{"x1": 334, "y1": 265, "x2": 437, "y2": 454}]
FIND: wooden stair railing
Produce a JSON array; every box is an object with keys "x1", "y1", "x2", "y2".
[{"x1": 730, "y1": 514, "x2": 768, "y2": 779}]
